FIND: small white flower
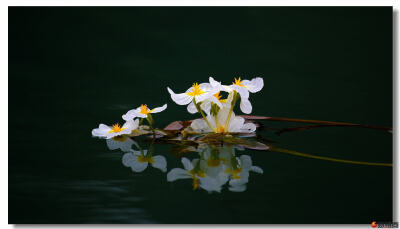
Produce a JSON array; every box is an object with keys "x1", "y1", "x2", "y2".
[
  {"x1": 186, "y1": 77, "x2": 227, "y2": 115},
  {"x1": 190, "y1": 106, "x2": 257, "y2": 133},
  {"x1": 91, "y1": 119, "x2": 139, "y2": 139},
  {"x1": 122, "y1": 104, "x2": 167, "y2": 121},
  {"x1": 226, "y1": 155, "x2": 263, "y2": 192},
  {"x1": 167, "y1": 157, "x2": 223, "y2": 192},
  {"x1": 226, "y1": 77, "x2": 264, "y2": 114},
  {"x1": 122, "y1": 149, "x2": 167, "y2": 173},
  {"x1": 167, "y1": 82, "x2": 220, "y2": 108}
]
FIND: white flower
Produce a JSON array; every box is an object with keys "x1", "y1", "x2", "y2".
[
  {"x1": 122, "y1": 149, "x2": 167, "y2": 172},
  {"x1": 122, "y1": 104, "x2": 167, "y2": 121},
  {"x1": 91, "y1": 119, "x2": 139, "y2": 139},
  {"x1": 226, "y1": 77, "x2": 264, "y2": 114},
  {"x1": 187, "y1": 77, "x2": 229, "y2": 115},
  {"x1": 106, "y1": 136, "x2": 139, "y2": 152},
  {"x1": 190, "y1": 106, "x2": 257, "y2": 133},
  {"x1": 167, "y1": 157, "x2": 223, "y2": 192},
  {"x1": 167, "y1": 82, "x2": 220, "y2": 108},
  {"x1": 226, "y1": 155, "x2": 263, "y2": 192}
]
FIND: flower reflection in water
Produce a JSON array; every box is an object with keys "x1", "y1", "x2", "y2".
[
  {"x1": 167, "y1": 143, "x2": 263, "y2": 193},
  {"x1": 121, "y1": 140, "x2": 167, "y2": 173}
]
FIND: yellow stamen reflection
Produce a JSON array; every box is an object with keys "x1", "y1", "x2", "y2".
[{"x1": 137, "y1": 155, "x2": 155, "y2": 164}]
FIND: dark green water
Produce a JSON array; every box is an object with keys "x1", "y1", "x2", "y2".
[{"x1": 9, "y1": 7, "x2": 393, "y2": 224}]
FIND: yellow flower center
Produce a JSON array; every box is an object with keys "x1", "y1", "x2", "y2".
[
  {"x1": 139, "y1": 104, "x2": 150, "y2": 115},
  {"x1": 232, "y1": 168, "x2": 242, "y2": 179},
  {"x1": 137, "y1": 155, "x2": 155, "y2": 164},
  {"x1": 225, "y1": 168, "x2": 243, "y2": 179},
  {"x1": 233, "y1": 77, "x2": 245, "y2": 87},
  {"x1": 214, "y1": 91, "x2": 222, "y2": 100},
  {"x1": 108, "y1": 123, "x2": 126, "y2": 133},
  {"x1": 189, "y1": 169, "x2": 206, "y2": 178},
  {"x1": 216, "y1": 126, "x2": 225, "y2": 133},
  {"x1": 186, "y1": 83, "x2": 205, "y2": 96}
]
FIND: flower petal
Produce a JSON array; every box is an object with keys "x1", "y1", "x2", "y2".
[
  {"x1": 243, "y1": 77, "x2": 264, "y2": 93},
  {"x1": 151, "y1": 155, "x2": 167, "y2": 172},
  {"x1": 240, "y1": 122, "x2": 257, "y2": 133},
  {"x1": 181, "y1": 157, "x2": 194, "y2": 171},
  {"x1": 122, "y1": 152, "x2": 136, "y2": 167},
  {"x1": 122, "y1": 109, "x2": 138, "y2": 121},
  {"x1": 231, "y1": 85, "x2": 249, "y2": 99},
  {"x1": 167, "y1": 168, "x2": 191, "y2": 182},
  {"x1": 167, "y1": 87, "x2": 192, "y2": 105},
  {"x1": 91, "y1": 124, "x2": 111, "y2": 138},
  {"x1": 187, "y1": 101, "x2": 198, "y2": 114},
  {"x1": 122, "y1": 119, "x2": 139, "y2": 133},
  {"x1": 239, "y1": 98, "x2": 252, "y2": 114},
  {"x1": 191, "y1": 119, "x2": 212, "y2": 133},
  {"x1": 240, "y1": 155, "x2": 253, "y2": 170},
  {"x1": 250, "y1": 166, "x2": 263, "y2": 174},
  {"x1": 129, "y1": 156, "x2": 148, "y2": 172},
  {"x1": 200, "y1": 101, "x2": 211, "y2": 115},
  {"x1": 209, "y1": 77, "x2": 221, "y2": 88},
  {"x1": 229, "y1": 184, "x2": 247, "y2": 192},
  {"x1": 106, "y1": 137, "x2": 134, "y2": 152},
  {"x1": 228, "y1": 116, "x2": 245, "y2": 133},
  {"x1": 151, "y1": 104, "x2": 167, "y2": 113},
  {"x1": 199, "y1": 177, "x2": 222, "y2": 193},
  {"x1": 194, "y1": 92, "x2": 212, "y2": 103}
]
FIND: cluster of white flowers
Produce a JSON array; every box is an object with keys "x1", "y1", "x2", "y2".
[
  {"x1": 167, "y1": 76, "x2": 264, "y2": 134},
  {"x1": 92, "y1": 76, "x2": 263, "y2": 139},
  {"x1": 167, "y1": 144, "x2": 263, "y2": 193}
]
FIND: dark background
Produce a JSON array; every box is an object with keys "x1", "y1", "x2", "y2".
[{"x1": 9, "y1": 7, "x2": 393, "y2": 223}]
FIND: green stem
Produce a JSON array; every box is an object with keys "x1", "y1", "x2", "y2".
[
  {"x1": 224, "y1": 91, "x2": 239, "y2": 130},
  {"x1": 146, "y1": 114, "x2": 156, "y2": 136},
  {"x1": 193, "y1": 98, "x2": 214, "y2": 131}
]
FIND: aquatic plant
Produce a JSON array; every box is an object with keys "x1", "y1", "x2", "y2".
[{"x1": 91, "y1": 76, "x2": 392, "y2": 193}]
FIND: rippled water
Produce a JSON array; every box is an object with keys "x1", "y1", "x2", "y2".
[{"x1": 9, "y1": 7, "x2": 392, "y2": 224}]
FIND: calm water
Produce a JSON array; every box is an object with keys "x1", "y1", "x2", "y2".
[{"x1": 9, "y1": 7, "x2": 392, "y2": 223}]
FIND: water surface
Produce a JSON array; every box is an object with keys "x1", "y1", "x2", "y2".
[{"x1": 9, "y1": 7, "x2": 392, "y2": 224}]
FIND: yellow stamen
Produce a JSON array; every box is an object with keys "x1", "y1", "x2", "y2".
[
  {"x1": 225, "y1": 168, "x2": 243, "y2": 179},
  {"x1": 189, "y1": 169, "x2": 206, "y2": 178},
  {"x1": 186, "y1": 83, "x2": 205, "y2": 96},
  {"x1": 193, "y1": 177, "x2": 200, "y2": 190},
  {"x1": 216, "y1": 126, "x2": 225, "y2": 133},
  {"x1": 213, "y1": 91, "x2": 222, "y2": 101},
  {"x1": 137, "y1": 155, "x2": 155, "y2": 164},
  {"x1": 108, "y1": 123, "x2": 126, "y2": 133},
  {"x1": 139, "y1": 104, "x2": 150, "y2": 115},
  {"x1": 233, "y1": 77, "x2": 245, "y2": 87},
  {"x1": 232, "y1": 168, "x2": 242, "y2": 179},
  {"x1": 213, "y1": 91, "x2": 227, "y2": 103}
]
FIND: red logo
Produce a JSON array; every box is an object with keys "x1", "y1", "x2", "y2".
[{"x1": 371, "y1": 221, "x2": 377, "y2": 228}]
